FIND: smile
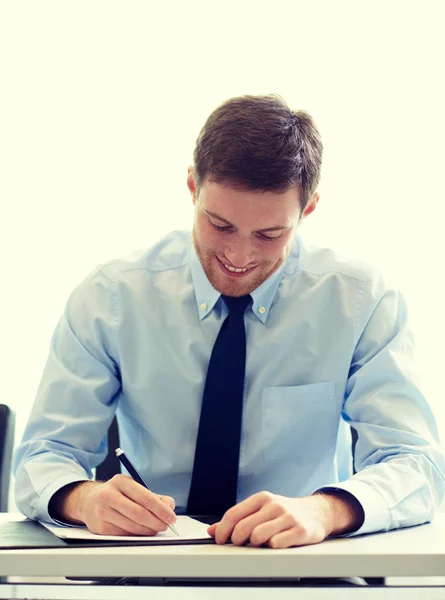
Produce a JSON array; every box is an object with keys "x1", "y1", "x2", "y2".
[
  {"x1": 225, "y1": 264, "x2": 249, "y2": 272},
  {"x1": 216, "y1": 257, "x2": 257, "y2": 278}
]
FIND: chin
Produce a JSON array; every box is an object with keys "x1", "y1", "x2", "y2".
[
  {"x1": 213, "y1": 281, "x2": 247, "y2": 297},
  {"x1": 211, "y1": 270, "x2": 264, "y2": 297}
]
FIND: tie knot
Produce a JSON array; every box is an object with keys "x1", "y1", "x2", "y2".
[{"x1": 222, "y1": 294, "x2": 252, "y2": 317}]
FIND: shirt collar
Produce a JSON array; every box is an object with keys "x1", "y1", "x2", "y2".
[
  {"x1": 190, "y1": 245, "x2": 222, "y2": 319},
  {"x1": 190, "y1": 235, "x2": 301, "y2": 323}
]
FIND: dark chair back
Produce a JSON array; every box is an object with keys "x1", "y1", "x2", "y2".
[
  {"x1": 0, "y1": 404, "x2": 16, "y2": 511},
  {"x1": 96, "y1": 416, "x2": 121, "y2": 481},
  {"x1": 96, "y1": 422, "x2": 362, "y2": 482},
  {"x1": 351, "y1": 426, "x2": 358, "y2": 474}
]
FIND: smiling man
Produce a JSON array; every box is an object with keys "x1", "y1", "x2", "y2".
[
  {"x1": 13, "y1": 95, "x2": 445, "y2": 565},
  {"x1": 191, "y1": 180, "x2": 316, "y2": 298}
]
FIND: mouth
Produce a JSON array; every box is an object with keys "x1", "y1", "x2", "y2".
[{"x1": 216, "y1": 256, "x2": 258, "y2": 278}]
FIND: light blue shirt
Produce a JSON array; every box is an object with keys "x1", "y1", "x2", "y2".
[{"x1": 13, "y1": 230, "x2": 445, "y2": 536}]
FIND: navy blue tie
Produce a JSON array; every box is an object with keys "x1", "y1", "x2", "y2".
[{"x1": 187, "y1": 294, "x2": 252, "y2": 517}]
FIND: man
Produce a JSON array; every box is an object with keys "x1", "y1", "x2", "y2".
[{"x1": 13, "y1": 95, "x2": 445, "y2": 553}]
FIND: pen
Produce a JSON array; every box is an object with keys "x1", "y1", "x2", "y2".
[{"x1": 115, "y1": 447, "x2": 179, "y2": 537}]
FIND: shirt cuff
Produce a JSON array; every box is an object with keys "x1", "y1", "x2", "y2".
[
  {"x1": 38, "y1": 473, "x2": 90, "y2": 525},
  {"x1": 312, "y1": 479, "x2": 390, "y2": 537}
]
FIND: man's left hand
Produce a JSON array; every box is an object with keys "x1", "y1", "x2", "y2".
[{"x1": 207, "y1": 491, "x2": 357, "y2": 548}]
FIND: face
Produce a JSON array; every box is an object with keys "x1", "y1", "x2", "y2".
[{"x1": 188, "y1": 170, "x2": 318, "y2": 297}]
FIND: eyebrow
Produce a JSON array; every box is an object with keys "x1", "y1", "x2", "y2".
[{"x1": 203, "y1": 210, "x2": 292, "y2": 233}]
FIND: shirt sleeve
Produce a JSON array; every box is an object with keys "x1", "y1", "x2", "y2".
[
  {"x1": 313, "y1": 276, "x2": 445, "y2": 537},
  {"x1": 12, "y1": 265, "x2": 121, "y2": 524}
]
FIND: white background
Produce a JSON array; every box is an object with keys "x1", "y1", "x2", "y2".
[{"x1": 1, "y1": 0, "x2": 444, "y2": 511}]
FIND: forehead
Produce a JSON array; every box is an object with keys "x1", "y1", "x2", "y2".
[{"x1": 198, "y1": 181, "x2": 301, "y2": 227}]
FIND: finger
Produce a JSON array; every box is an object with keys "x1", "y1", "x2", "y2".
[
  {"x1": 89, "y1": 505, "x2": 161, "y2": 536},
  {"x1": 100, "y1": 480, "x2": 172, "y2": 532},
  {"x1": 113, "y1": 494, "x2": 171, "y2": 532},
  {"x1": 207, "y1": 522, "x2": 219, "y2": 537},
  {"x1": 267, "y1": 518, "x2": 327, "y2": 549},
  {"x1": 266, "y1": 525, "x2": 309, "y2": 549},
  {"x1": 214, "y1": 493, "x2": 271, "y2": 545},
  {"x1": 229, "y1": 503, "x2": 282, "y2": 546},
  {"x1": 159, "y1": 495, "x2": 176, "y2": 510},
  {"x1": 112, "y1": 475, "x2": 177, "y2": 525},
  {"x1": 89, "y1": 519, "x2": 135, "y2": 536},
  {"x1": 248, "y1": 513, "x2": 292, "y2": 547},
  {"x1": 100, "y1": 506, "x2": 162, "y2": 536}
]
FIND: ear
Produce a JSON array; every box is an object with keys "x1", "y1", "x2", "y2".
[
  {"x1": 302, "y1": 193, "x2": 319, "y2": 219},
  {"x1": 187, "y1": 167, "x2": 198, "y2": 205}
]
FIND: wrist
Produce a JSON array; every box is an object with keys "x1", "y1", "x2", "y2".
[
  {"x1": 312, "y1": 489, "x2": 364, "y2": 536},
  {"x1": 49, "y1": 481, "x2": 97, "y2": 525}
]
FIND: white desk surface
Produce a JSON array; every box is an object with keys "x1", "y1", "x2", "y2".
[{"x1": 1, "y1": 512, "x2": 444, "y2": 579}]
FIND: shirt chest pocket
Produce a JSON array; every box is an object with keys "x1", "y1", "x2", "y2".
[{"x1": 261, "y1": 382, "x2": 339, "y2": 463}]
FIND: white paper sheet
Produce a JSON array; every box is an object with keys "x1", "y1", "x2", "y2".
[{"x1": 40, "y1": 516, "x2": 212, "y2": 542}]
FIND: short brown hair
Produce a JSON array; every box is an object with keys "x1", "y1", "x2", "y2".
[{"x1": 192, "y1": 94, "x2": 323, "y2": 210}]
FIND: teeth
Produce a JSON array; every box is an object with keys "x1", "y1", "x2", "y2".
[{"x1": 224, "y1": 263, "x2": 249, "y2": 273}]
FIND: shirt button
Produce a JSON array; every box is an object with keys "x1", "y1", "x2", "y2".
[
  {"x1": 200, "y1": 302, "x2": 207, "y2": 311},
  {"x1": 259, "y1": 306, "x2": 266, "y2": 314}
]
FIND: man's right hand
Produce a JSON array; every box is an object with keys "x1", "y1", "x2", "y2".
[{"x1": 48, "y1": 475, "x2": 177, "y2": 536}]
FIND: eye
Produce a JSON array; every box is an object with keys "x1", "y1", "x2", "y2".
[
  {"x1": 210, "y1": 222, "x2": 232, "y2": 232},
  {"x1": 258, "y1": 232, "x2": 282, "y2": 241}
]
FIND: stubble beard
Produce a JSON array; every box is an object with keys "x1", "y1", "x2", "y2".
[{"x1": 192, "y1": 231, "x2": 281, "y2": 297}]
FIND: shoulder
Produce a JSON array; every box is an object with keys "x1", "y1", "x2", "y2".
[
  {"x1": 294, "y1": 238, "x2": 407, "y2": 338},
  {"x1": 296, "y1": 236, "x2": 394, "y2": 299},
  {"x1": 68, "y1": 230, "x2": 192, "y2": 303},
  {"x1": 101, "y1": 230, "x2": 191, "y2": 279}
]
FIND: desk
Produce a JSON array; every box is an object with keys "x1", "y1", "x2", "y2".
[{"x1": 0, "y1": 513, "x2": 444, "y2": 598}]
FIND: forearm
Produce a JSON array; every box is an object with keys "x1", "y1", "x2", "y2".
[
  {"x1": 49, "y1": 481, "x2": 99, "y2": 524},
  {"x1": 312, "y1": 489, "x2": 365, "y2": 536}
]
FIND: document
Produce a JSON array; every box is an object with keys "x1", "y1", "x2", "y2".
[{"x1": 40, "y1": 516, "x2": 212, "y2": 542}]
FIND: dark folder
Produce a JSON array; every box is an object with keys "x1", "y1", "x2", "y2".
[{"x1": 0, "y1": 517, "x2": 218, "y2": 550}]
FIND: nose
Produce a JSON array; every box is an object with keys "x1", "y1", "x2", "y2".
[{"x1": 223, "y1": 238, "x2": 255, "y2": 268}]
